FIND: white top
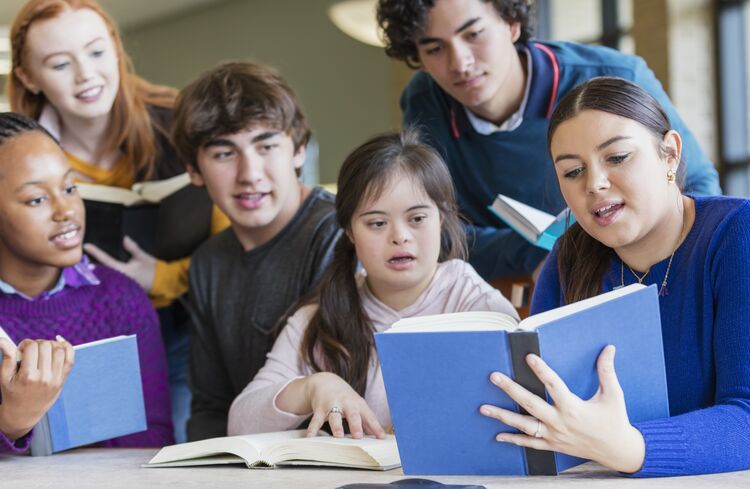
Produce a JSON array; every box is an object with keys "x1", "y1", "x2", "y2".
[{"x1": 227, "y1": 259, "x2": 518, "y2": 435}]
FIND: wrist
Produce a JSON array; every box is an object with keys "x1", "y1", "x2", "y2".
[
  {"x1": 0, "y1": 406, "x2": 36, "y2": 442},
  {"x1": 607, "y1": 426, "x2": 646, "y2": 474}
]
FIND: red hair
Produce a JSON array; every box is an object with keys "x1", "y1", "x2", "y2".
[{"x1": 8, "y1": 0, "x2": 178, "y2": 179}]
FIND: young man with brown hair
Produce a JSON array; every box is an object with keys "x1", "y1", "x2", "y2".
[{"x1": 171, "y1": 62, "x2": 341, "y2": 441}]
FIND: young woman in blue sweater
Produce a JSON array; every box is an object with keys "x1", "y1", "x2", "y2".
[{"x1": 479, "y1": 77, "x2": 750, "y2": 476}]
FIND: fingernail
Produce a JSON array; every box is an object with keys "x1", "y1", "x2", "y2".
[
  {"x1": 490, "y1": 372, "x2": 505, "y2": 385},
  {"x1": 496, "y1": 434, "x2": 508, "y2": 442},
  {"x1": 55, "y1": 335, "x2": 66, "y2": 343},
  {"x1": 527, "y1": 354, "x2": 538, "y2": 366},
  {"x1": 480, "y1": 406, "x2": 491, "y2": 416}
]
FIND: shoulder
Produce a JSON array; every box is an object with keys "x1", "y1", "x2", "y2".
[
  {"x1": 190, "y1": 228, "x2": 241, "y2": 272},
  {"x1": 90, "y1": 264, "x2": 153, "y2": 313},
  {"x1": 400, "y1": 71, "x2": 452, "y2": 121},
  {"x1": 434, "y1": 259, "x2": 518, "y2": 316},
  {"x1": 296, "y1": 188, "x2": 341, "y2": 241},
  {"x1": 694, "y1": 196, "x2": 750, "y2": 243},
  {"x1": 281, "y1": 303, "x2": 320, "y2": 340}
]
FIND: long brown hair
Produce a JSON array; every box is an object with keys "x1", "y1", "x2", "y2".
[
  {"x1": 8, "y1": 0, "x2": 177, "y2": 179},
  {"x1": 300, "y1": 128, "x2": 467, "y2": 395},
  {"x1": 547, "y1": 77, "x2": 685, "y2": 304}
]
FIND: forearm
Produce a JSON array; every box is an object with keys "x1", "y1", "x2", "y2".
[{"x1": 227, "y1": 378, "x2": 310, "y2": 436}]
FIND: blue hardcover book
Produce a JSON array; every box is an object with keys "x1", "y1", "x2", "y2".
[
  {"x1": 26, "y1": 335, "x2": 147, "y2": 456},
  {"x1": 488, "y1": 194, "x2": 574, "y2": 251},
  {"x1": 375, "y1": 284, "x2": 668, "y2": 475}
]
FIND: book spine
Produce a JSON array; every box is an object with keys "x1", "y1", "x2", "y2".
[
  {"x1": 508, "y1": 331, "x2": 558, "y2": 475},
  {"x1": 29, "y1": 414, "x2": 53, "y2": 456}
]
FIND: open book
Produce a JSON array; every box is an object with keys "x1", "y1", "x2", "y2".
[
  {"x1": 0, "y1": 329, "x2": 146, "y2": 456},
  {"x1": 375, "y1": 284, "x2": 668, "y2": 476},
  {"x1": 488, "y1": 194, "x2": 574, "y2": 251},
  {"x1": 145, "y1": 430, "x2": 400, "y2": 470},
  {"x1": 76, "y1": 173, "x2": 213, "y2": 261}
]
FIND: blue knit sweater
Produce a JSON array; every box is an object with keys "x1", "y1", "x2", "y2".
[
  {"x1": 401, "y1": 41, "x2": 721, "y2": 279},
  {"x1": 531, "y1": 196, "x2": 750, "y2": 476}
]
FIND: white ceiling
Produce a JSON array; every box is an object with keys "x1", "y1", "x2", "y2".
[{"x1": 0, "y1": 0, "x2": 229, "y2": 31}]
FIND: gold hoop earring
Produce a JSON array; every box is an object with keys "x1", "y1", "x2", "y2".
[{"x1": 667, "y1": 169, "x2": 676, "y2": 184}]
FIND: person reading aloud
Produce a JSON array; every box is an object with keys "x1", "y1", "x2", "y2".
[{"x1": 479, "y1": 77, "x2": 750, "y2": 476}]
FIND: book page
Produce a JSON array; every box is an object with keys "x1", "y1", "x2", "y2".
[
  {"x1": 386, "y1": 311, "x2": 519, "y2": 333},
  {"x1": 133, "y1": 173, "x2": 191, "y2": 202},
  {"x1": 77, "y1": 183, "x2": 146, "y2": 206},
  {"x1": 73, "y1": 335, "x2": 131, "y2": 350},
  {"x1": 267, "y1": 434, "x2": 400, "y2": 469},
  {"x1": 518, "y1": 283, "x2": 646, "y2": 331},
  {"x1": 494, "y1": 195, "x2": 555, "y2": 236},
  {"x1": 147, "y1": 433, "x2": 268, "y2": 466}
]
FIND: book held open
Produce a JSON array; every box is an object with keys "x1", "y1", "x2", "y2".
[
  {"x1": 145, "y1": 430, "x2": 400, "y2": 470},
  {"x1": 376, "y1": 284, "x2": 669, "y2": 476},
  {"x1": 76, "y1": 173, "x2": 213, "y2": 261},
  {"x1": 488, "y1": 194, "x2": 574, "y2": 250}
]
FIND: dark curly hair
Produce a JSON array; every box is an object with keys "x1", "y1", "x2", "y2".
[{"x1": 377, "y1": 0, "x2": 534, "y2": 68}]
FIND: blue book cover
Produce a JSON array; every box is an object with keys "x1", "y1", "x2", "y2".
[
  {"x1": 488, "y1": 194, "x2": 574, "y2": 251},
  {"x1": 29, "y1": 335, "x2": 147, "y2": 455},
  {"x1": 375, "y1": 285, "x2": 668, "y2": 475}
]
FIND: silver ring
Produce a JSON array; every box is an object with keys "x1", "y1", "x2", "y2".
[
  {"x1": 328, "y1": 406, "x2": 343, "y2": 417},
  {"x1": 533, "y1": 419, "x2": 543, "y2": 438}
]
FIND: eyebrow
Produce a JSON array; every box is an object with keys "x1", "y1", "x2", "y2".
[
  {"x1": 16, "y1": 169, "x2": 74, "y2": 191},
  {"x1": 417, "y1": 17, "x2": 480, "y2": 45},
  {"x1": 203, "y1": 131, "x2": 280, "y2": 149},
  {"x1": 358, "y1": 204, "x2": 433, "y2": 217},
  {"x1": 42, "y1": 37, "x2": 105, "y2": 63},
  {"x1": 553, "y1": 136, "x2": 633, "y2": 164}
]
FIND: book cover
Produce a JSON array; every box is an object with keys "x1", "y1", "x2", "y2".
[
  {"x1": 488, "y1": 194, "x2": 574, "y2": 251},
  {"x1": 375, "y1": 285, "x2": 668, "y2": 475},
  {"x1": 78, "y1": 173, "x2": 213, "y2": 261},
  {"x1": 29, "y1": 335, "x2": 147, "y2": 456},
  {"x1": 145, "y1": 430, "x2": 401, "y2": 470}
]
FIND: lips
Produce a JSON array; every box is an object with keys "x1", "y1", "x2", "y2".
[
  {"x1": 50, "y1": 225, "x2": 82, "y2": 249},
  {"x1": 75, "y1": 86, "x2": 103, "y2": 102},
  {"x1": 386, "y1": 252, "x2": 417, "y2": 271},
  {"x1": 590, "y1": 201, "x2": 624, "y2": 226},
  {"x1": 454, "y1": 73, "x2": 485, "y2": 89},
  {"x1": 234, "y1": 191, "x2": 269, "y2": 210}
]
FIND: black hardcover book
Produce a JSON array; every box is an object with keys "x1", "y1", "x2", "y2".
[{"x1": 79, "y1": 174, "x2": 213, "y2": 262}]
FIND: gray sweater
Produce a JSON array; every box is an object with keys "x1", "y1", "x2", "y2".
[{"x1": 185, "y1": 187, "x2": 341, "y2": 441}]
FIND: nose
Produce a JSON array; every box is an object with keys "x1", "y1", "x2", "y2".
[
  {"x1": 236, "y1": 150, "x2": 264, "y2": 185},
  {"x1": 389, "y1": 222, "x2": 411, "y2": 246},
  {"x1": 74, "y1": 56, "x2": 95, "y2": 84},
  {"x1": 585, "y1": 164, "x2": 611, "y2": 194},
  {"x1": 448, "y1": 42, "x2": 474, "y2": 74},
  {"x1": 52, "y1": 196, "x2": 76, "y2": 222}
]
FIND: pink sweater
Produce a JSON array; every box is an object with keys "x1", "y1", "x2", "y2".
[{"x1": 227, "y1": 259, "x2": 518, "y2": 435}]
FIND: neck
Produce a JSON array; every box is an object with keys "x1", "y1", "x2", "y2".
[
  {"x1": 59, "y1": 112, "x2": 117, "y2": 166},
  {"x1": 0, "y1": 259, "x2": 62, "y2": 298},
  {"x1": 366, "y1": 265, "x2": 438, "y2": 312},
  {"x1": 616, "y1": 194, "x2": 695, "y2": 272},
  {"x1": 471, "y1": 49, "x2": 527, "y2": 125},
  {"x1": 234, "y1": 184, "x2": 310, "y2": 251}
]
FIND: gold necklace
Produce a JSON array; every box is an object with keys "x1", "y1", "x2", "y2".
[{"x1": 619, "y1": 203, "x2": 686, "y2": 296}]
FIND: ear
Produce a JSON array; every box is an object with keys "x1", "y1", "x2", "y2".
[
  {"x1": 662, "y1": 130, "x2": 682, "y2": 173},
  {"x1": 186, "y1": 163, "x2": 204, "y2": 187},
  {"x1": 14, "y1": 66, "x2": 41, "y2": 95},
  {"x1": 292, "y1": 144, "x2": 307, "y2": 171},
  {"x1": 508, "y1": 21, "x2": 522, "y2": 43}
]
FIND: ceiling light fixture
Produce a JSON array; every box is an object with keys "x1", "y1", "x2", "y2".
[{"x1": 328, "y1": 0, "x2": 384, "y2": 48}]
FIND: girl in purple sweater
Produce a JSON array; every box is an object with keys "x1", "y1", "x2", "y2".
[{"x1": 0, "y1": 113, "x2": 173, "y2": 453}]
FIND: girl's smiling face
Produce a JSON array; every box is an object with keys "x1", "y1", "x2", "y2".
[
  {"x1": 0, "y1": 131, "x2": 85, "y2": 286},
  {"x1": 348, "y1": 172, "x2": 442, "y2": 309}
]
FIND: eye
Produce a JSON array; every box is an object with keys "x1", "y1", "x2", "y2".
[
  {"x1": 563, "y1": 167, "x2": 583, "y2": 179},
  {"x1": 466, "y1": 28, "x2": 484, "y2": 40},
  {"x1": 367, "y1": 220, "x2": 386, "y2": 228},
  {"x1": 90, "y1": 49, "x2": 105, "y2": 58},
  {"x1": 423, "y1": 44, "x2": 442, "y2": 56},
  {"x1": 211, "y1": 149, "x2": 235, "y2": 160},
  {"x1": 411, "y1": 214, "x2": 428, "y2": 224},
  {"x1": 607, "y1": 153, "x2": 629, "y2": 164},
  {"x1": 64, "y1": 184, "x2": 78, "y2": 195},
  {"x1": 258, "y1": 143, "x2": 279, "y2": 153},
  {"x1": 26, "y1": 196, "x2": 47, "y2": 206},
  {"x1": 52, "y1": 61, "x2": 70, "y2": 71}
]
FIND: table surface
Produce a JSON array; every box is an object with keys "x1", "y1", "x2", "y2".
[{"x1": 2, "y1": 448, "x2": 750, "y2": 489}]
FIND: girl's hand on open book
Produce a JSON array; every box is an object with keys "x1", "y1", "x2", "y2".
[
  {"x1": 304, "y1": 372, "x2": 386, "y2": 440},
  {"x1": 479, "y1": 345, "x2": 646, "y2": 474},
  {"x1": 84, "y1": 236, "x2": 156, "y2": 292},
  {"x1": 0, "y1": 338, "x2": 74, "y2": 441}
]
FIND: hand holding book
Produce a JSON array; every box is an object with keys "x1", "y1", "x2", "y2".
[
  {"x1": 482, "y1": 345, "x2": 646, "y2": 474},
  {"x1": 84, "y1": 236, "x2": 157, "y2": 292},
  {"x1": 0, "y1": 332, "x2": 74, "y2": 443}
]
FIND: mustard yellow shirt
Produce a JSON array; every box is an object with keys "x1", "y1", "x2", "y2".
[{"x1": 67, "y1": 151, "x2": 230, "y2": 307}]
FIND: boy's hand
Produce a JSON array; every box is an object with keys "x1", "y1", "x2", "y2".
[
  {"x1": 0, "y1": 338, "x2": 75, "y2": 441},
  {"x1": 84, "y1": 236, "x2": 156, "y2": 292}
]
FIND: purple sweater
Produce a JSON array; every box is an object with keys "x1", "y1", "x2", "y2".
[{"x1": 0, "y1": 265, "x2": 174, "y2": 453}]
